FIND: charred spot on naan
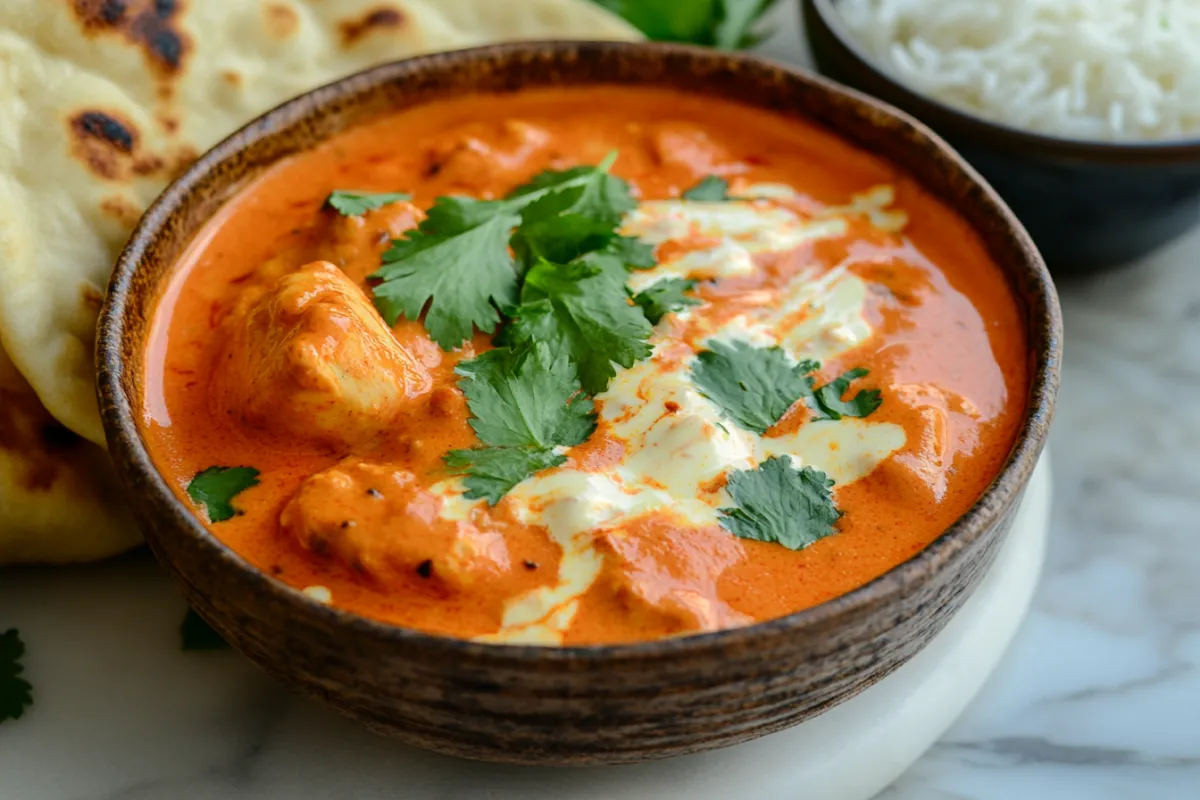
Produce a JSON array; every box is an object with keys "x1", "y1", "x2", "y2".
[
  {"x1": 69, "y1": 109, "x2": 139, "y2": 180},
  {"x1": 339, "y1": 7, "x2": 407, "y2": 47},
  {"x1": 71, "y1": 0, "x2": 191, "y2": 77},
  {"x1": 0, "y1": 388, "x2": 84, "y2": 493},
  {"x1": 99, "y1": 195, "x2": 144, "y2": 228},
  {"x1": 263, "y1": 3, "x2": 301, "y2": 40},
  {"x1": 68, "y1": 108, "x2": 197, "y2": 184}
]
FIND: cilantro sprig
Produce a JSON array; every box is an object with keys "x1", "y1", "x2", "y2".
[
  {"x1": 372, "y1": 153, "x2": 645, "y2": 351},
  {"x1": 591, "y1": 0, "x2": 779, "y2": 50},
  {"x1": 326, "y1": 190, "x2": 411, "y2": 216},
  {"x1": 502, "y1": 256, "x2": 653, "y2": 395},
  {"x1": 692, "y1": 341, "x2": 881, "y2": 434},
  {"x1": 632, "y1": 277, "x2": 701, "y2": 324},
  {"x1": 374, "y1": 153, "x2": 661, "y2": 502},
  {"x1": 692, "y1": 341, "x2": 816, "y2": 434},
  {"x1": 454, "y1": 344, "x2": 596, "y2": 449},
  {"x1": 682, "y1": 175, "x2": 732, "y2": 201},
  {"x1": 186, "y1": 466, "x2": 260, "y2": 524},
  {"x1": 446, "y1": 343, "x2": 597, "y2": 504},
  {"x1": 373, "y1": 198, "x2": 521, "y2": 348},
  {"x1": 1, "y1": 629, "x2": 32, "y2": 725},
  {"x1": 719, "y1": 457, "x2": 841, "y2": 550},
  {"x1": 812, "y1": 368, "x2": 883, "y2": 421}
]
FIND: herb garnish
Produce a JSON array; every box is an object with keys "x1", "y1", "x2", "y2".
[
  {"x1": 682, "y1": 175, "x2": 732, "y2": 201},
  {"x1": 445, "y1": 342, "x2": 597, "y2": 504},
  {"x1": 453, "y1": 344, "x2": 596, "y2": 451},
  {"x1": 326, "y1": 190, "x2": 412, "y2": 217},
  {"x1": 0, "y1": 629, "x2": 32, "y2": 725},
  {"x1": 691, "y1": 341, "x2": 819, "y2": 434},
  {"x1": 445, "y1": 444, "x2": 568, "y2": 506},
  {"x1": 372, "y1": 153, "x2": 644, "y2": 350},
  {"x1": 811, "y1": 368, "x2": 883, "y2": 421},
  {"x1": 180, "y1": 609, "x2": 230, "y2": 651},
  {"x1": 692, "y1": 341, "x2": 880, "y2": 434},
  {"x1": 186, "y1": 466, "x2": 260, "y2": 524},
  {"x1": 372, "y1": 197, "x2": 522, "y2": 348},
  {"x1": 632, "y1": 277, "x2": 701, "y2": 324},
  {"x1": 719, "y1": 457, "x2": 841, "y2": 550},
  {"x1": 591, "y1": 0, "x2": 779, "y2": 50},
  {"x1": 372, "y1": 153, "x2": 660, "y2": 501},
  {"x1": 502, "y1": 256, "x2": 653, "y2": 395}
]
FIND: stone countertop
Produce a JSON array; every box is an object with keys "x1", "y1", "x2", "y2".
[{"x1": 2, "y1": 4, "x2": 1199, "y2": 798}]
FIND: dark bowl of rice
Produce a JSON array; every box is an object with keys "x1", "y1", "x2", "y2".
[{"x1": 802, "y1": 0, "x2": 1200, "y2": 274}]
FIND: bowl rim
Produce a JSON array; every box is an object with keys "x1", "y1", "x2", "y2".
[
  {"x1": 98, "y1": 39, "x2": 1061, "y2": 662},
  {"x1": 804, "y1": 0, "x2": 1200, "y2": 161}
]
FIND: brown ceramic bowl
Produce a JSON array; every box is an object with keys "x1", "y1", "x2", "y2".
[{"x1": 96, "y1": 41, "x2": 1061, "y2": 766}]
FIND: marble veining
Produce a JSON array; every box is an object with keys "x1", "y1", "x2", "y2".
[
  {"x1": 875, "y1": 225, "x2": 1200, "y2": 799},
  {"x1": 3, "y1": 4, "x2": 1200, "y2": 798}
]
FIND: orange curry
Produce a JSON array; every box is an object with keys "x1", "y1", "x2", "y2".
[{"x1": 143, "y1": 87, "x2": 1027, "y2": 645}]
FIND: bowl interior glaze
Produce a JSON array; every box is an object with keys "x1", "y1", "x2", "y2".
[{"x1": 97, "y1": 41, "x2": 1061, "y2": 765}]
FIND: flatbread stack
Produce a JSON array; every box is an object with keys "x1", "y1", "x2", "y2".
[{"x1": 0, "y1": 0, "x2": 639, "y2": 564}]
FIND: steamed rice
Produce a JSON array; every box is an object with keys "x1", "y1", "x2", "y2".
[{"x1": 836, "y1": 0, "x2": 1200, "y2": 141}]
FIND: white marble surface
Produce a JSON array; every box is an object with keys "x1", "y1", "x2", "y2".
[{"x1": 3, "y1": 4, "x2": 1200, "y2": 798}]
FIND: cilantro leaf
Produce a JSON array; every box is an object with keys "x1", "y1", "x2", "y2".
[
  {"x1": 691, "y1": 341, "x2": 818, "y2": 435},
  {"x1": 445, "y1": 446, "x2": 566, "y2": 505},
  {"x1": 591, "y1": 0, "x2": 777, "y2": 49},
  {"x1": 0, "y1": 629, "x2": 32, "y2": 725},
  {"x1": 455, "y1": 342, "x2": 596, "y2": 449},
  {"x1": 714, "y1": 0, "x2": 780, "y2": 49},
  {"x1": 512, "y1": 209, "x2": 619, "y2": 268},
  {"x1": 181, "y1": 609, "x2": 230, "y2": 651},
  {"x1": 373, "y1": 156, "x2": 634, "y2": 348},
  {"x1": 632, "y1": 278, "x2": 701, "y2": 324},
  {"x1": 719, "y1": 457, "x2": 841, "y2": 550},
  {"x1": 682, "y1": 175, "x2": 731, "y2": 201},
  {"x1": 811, "y1": 368, "x2": 883, "y2": 421},
  {"x1": 326, "y1": 190, "x2": 411, "y2": 216},
  {"x1": 373, "y1": 197, "x2": 521, "y2": 348},
  {"x1": 510, "y1": 156, "x2": 636, "y2": 267},
  {"x1": 504, "y1": 256, "x2": 653, "y2": 394},
  {"x1": 505, "y1": 152, "x2": 620, "y2": 201},
  {"x1": 605, "y1": 235, "x2": 657, "y2": 269},
  {"x1": 186, "y1": 466, "x2": 260, "y2": 524}
]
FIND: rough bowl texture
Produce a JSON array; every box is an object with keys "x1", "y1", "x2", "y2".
[
  {"x1": 803, "y1": 0, "x2": 1200, "y2": 274},
  {"x1": 97, "y1": 41, "x2": 1061, "y2": 766}
]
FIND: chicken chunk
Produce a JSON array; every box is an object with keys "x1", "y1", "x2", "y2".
[
  {"x1": 424, "y1": 120, "x2": 551, "y2": 190},
  {"x1": 281, "y1": 458, "x2": 510, "y2": 591},
  {"x1": 593, "y1": 514, "x2": 751, "y2": 636},
  {"x1": 213, "y1": 261, "x2": 431, "y2": 450}
]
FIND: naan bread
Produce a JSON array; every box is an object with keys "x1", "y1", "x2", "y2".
[
  {"x1": 0, "y1": 0, "x2": 638, "y2": 563},
  {"x1": 0, "y1": 0, "x2": 639, "y2": 446},
  {"x1": 0, "y1": 345, "x2": 138, "y2": 563}
]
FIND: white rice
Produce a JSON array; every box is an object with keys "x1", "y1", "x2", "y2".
[{"x1": 835, "y1": 0, "x2": 1200, "y2": 141}]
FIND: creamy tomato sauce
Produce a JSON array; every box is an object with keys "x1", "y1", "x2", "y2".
[{"x1": 143, "y1": 87, "x2": 1028, "y2": 645}]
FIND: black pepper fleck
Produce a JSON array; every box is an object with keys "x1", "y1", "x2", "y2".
[
  {"x1": 366, "y1": 488, "x2": 383, "y2": 498},
  {"x1": 340, "y1": 520, "x2": 355, "y2": 529},
  {"x1": 523, "y1": 560, "x2": 539, "y2": 571},
  {"x1": 416, "y1": 559, "x2": 433, "y2": 579}
]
